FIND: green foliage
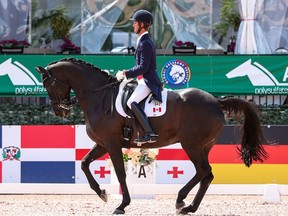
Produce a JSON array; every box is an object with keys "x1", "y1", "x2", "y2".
[
  {"x1": 32, "y1": 8, "x2": 72, "y2": 40},
  {"x1": 50, "y1": 9, "x2": 73, "y2": 39},
  {"x1": 214, "y1": 0, "x2": 241, "y2": 37},
  {"x1": 224, "y1": 106, "x2": 288, "y2": 125},
  {"x1": 259, "y1": 107, "x2": 288, "y2": 125},
  {"x1": 0, "y1": 103, "x2": 84, "y2": 125},
  {"x1": 0, "y1": 103, "x2": 287, "y2": 125}
]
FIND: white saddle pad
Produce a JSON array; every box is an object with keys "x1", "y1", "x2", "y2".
[{"x1": 115, "y1": 79, "x2": 168, "y2": 118}]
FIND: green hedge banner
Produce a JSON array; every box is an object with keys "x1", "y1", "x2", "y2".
[{"x1": 0, "y1": 54, "x2": 287, "y2": 96}]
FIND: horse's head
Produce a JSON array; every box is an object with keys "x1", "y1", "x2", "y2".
[
  {"x1": 226, "y1": 59, "x2": 252, "y2": 79},
  {"x1": 0, "y1": 58, "x2": 12, "y2": 75},
  {"x1": 35, "y1": 65, "x2": 72, "y2": 117}
]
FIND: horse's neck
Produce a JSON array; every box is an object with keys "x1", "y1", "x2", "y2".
[
  {"x1": 78, "y1": 94, "x2": 107, "y2": 128},
  {"x1": 227, "y1": 60, "x2": 276, "y2": 86},
  {"x1": 246, "y1": 66, "x2": 275, "y2": 86},
  {"x1": 75, "y1": 79, "x2": 112, "y2": 115}
]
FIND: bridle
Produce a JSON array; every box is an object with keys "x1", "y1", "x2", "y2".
[
  {"x1": 42, "y1": 68, "x2": 119, "y2": 111},
  {"x1": 42, "y1": 70, "x2": 75, "y2": 111}
]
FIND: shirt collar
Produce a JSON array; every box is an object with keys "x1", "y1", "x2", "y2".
[{"x1": 136, "y1": 31, "x2": 148, "y2": 47}]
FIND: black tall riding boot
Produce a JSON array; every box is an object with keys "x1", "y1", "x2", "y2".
[{"x1": 131, "y1": 102, "x2": 158, "y2": 144}]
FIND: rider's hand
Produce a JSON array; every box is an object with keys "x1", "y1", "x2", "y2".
[{"x1": 116, "y1": 70, "x2": 125, "y2": 81}]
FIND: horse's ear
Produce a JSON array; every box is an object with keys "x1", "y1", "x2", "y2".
[{"x1": 35, "y1": 66, "x2": 47, "y2": 74}]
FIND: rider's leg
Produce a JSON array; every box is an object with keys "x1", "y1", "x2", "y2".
[
  {"x1": 127, "y1": 81, "x2": 157, "y2": 143},
  {"x1": 130, "y1": 101, "x2": 157, "y2": 143}
]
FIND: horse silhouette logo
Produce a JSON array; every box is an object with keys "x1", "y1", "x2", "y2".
[
  {"x1": 226, "y1": 59, "x2": 288, "y2": 86},
  {"x1": 161, "y1": 59, "x2": 191, "y2": 88},
  {"x1": 0, "y1": 58, "x2": 42, "y2": 85}
]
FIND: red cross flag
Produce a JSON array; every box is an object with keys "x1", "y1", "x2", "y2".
[{"x1": 155, "y1": 144, "x2": 196, "y2": 184}]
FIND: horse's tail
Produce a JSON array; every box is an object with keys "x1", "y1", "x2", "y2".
[{"x1": 219, "y1": 98, "x2": 269, "y2": 167}]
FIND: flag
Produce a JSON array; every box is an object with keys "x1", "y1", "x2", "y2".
[
  {"x1": 155, "y1": 144, "x2": 195, "y2": 184},
  {"x1": 153, "y1": 107, "x2": 162, "y2": 113},
  {"x1": 0, "y1": 125, "x2": 287, "y2": 186},
  {"x1": 156, "y1": 161, "x2": 195, "y2": 184},
  {"x1": 1, "y1": 125, "x2": 76, "y2": 183}
]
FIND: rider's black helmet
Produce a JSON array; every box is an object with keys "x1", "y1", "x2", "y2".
[{"x1": 130, "y1": 10, "x2": 153, "y2": 26}]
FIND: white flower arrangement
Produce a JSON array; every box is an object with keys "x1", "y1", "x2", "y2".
[
  {"x1": 107, "y1": 148, "x2": 159, "y2": 167},
  {"x1": 123, "y1": 148, "x2": 158, "y2": 166}
]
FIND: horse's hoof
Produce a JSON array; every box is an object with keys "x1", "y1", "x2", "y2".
[
  {"x1": 100, "y1": 189, "x2": 107, "y2": 202},
  {"x1": 176, "y1": 206, "x2": 189, "y2": 215},
  {"x1": 175, "y1": 201, "x2": 185, "y2": 210},
  {"x1": 113, "y1": 208, "x2": 125, "y2": 214},
  {"x1": 177, "y1": 205, "x2": 196, "y2": 215}
]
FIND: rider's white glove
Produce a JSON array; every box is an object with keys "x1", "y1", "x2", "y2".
[{"x1": 116, "y1": 70, "x2": 125, "y2": 81}]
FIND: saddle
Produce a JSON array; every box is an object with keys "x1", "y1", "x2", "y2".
[
  {"x1": 115, "y1": 79, "x2": 168, "y2": 118},
  {"x1": 121, "y1": 80, "x2": 145, "y2": 116}
]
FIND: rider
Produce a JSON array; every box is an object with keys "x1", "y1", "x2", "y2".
[{"x1": 116, "y1": 9, "x2": 162, "y2": 144}]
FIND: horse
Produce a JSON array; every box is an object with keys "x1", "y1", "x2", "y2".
[{"x1": 35, "y1": 58, "x2": 268, "y2": 215}]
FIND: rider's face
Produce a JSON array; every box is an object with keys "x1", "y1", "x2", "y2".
[{"x1": 133, "y1": 21, "x2": 140, "y2": 34}]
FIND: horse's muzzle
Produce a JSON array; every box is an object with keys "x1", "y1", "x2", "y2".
[{"x1": 54, "y1": 107, "x2": 70, "y2": 118}]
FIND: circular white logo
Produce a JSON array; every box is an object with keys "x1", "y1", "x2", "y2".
[{"x1": 161, "y1": 59, "x2": 191, "y2": 88}]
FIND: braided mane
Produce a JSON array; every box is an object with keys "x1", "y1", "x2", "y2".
[{"x1": 48, "y1": 58, "x2": 110, "y2": 77}]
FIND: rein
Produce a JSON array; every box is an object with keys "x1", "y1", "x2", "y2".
[
  {"x1": 79, "y1": 78, "x2": 119, "y2": 100},
  {"x1": 78, "y1": 76, "x2": 119, "y2": 114}
]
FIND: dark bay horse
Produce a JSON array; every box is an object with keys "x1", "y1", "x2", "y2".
[{"x1": 35, "y1": 58, "x2": 268, "y2": 215}]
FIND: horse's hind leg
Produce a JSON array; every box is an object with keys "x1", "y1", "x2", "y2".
[
  {"x1": 178, "y1": 172, "x2": 214, "y2": 214},
  {"x1": 81, "y1": 144, "x2": 108, "y2": 202},
  {"x1": 176, "y1": 145, "x2": 214, "y2": 214}
]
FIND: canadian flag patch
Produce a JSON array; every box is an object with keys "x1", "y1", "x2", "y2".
[
  {"x1": 153, "y1": 107, "x2": 162, "y2": 113},
  {"x1": 144, "y1": 88, "x2": 168, "y2": 117}
]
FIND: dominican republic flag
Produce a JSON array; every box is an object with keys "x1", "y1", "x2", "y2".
[
  {"x1": 1, "y1": 125, "x2": 75, "y2": 183},
  {"x1": 0, "y1": 125, "x2": 111, "y2": 184}
]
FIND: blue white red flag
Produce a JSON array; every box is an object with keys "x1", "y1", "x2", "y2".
[{"x1": 1, "y1": 125, "x2": 287, "y2": 186}]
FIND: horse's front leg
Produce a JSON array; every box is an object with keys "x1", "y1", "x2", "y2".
[
  {"x1": 81, "y1": 144, "x2": 108, "y2": 202},
  {"x1": 108, "y1": 146, "x2": 131, "y2": 214}
]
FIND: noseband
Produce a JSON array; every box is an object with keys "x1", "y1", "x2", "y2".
[{"x1": 42, "y1": 69, "x2": 76, "y2": 111}]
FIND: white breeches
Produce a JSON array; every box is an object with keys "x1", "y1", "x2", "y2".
[{"x1": 127, "y1": 79, "x2": 151, "y2": 109}]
